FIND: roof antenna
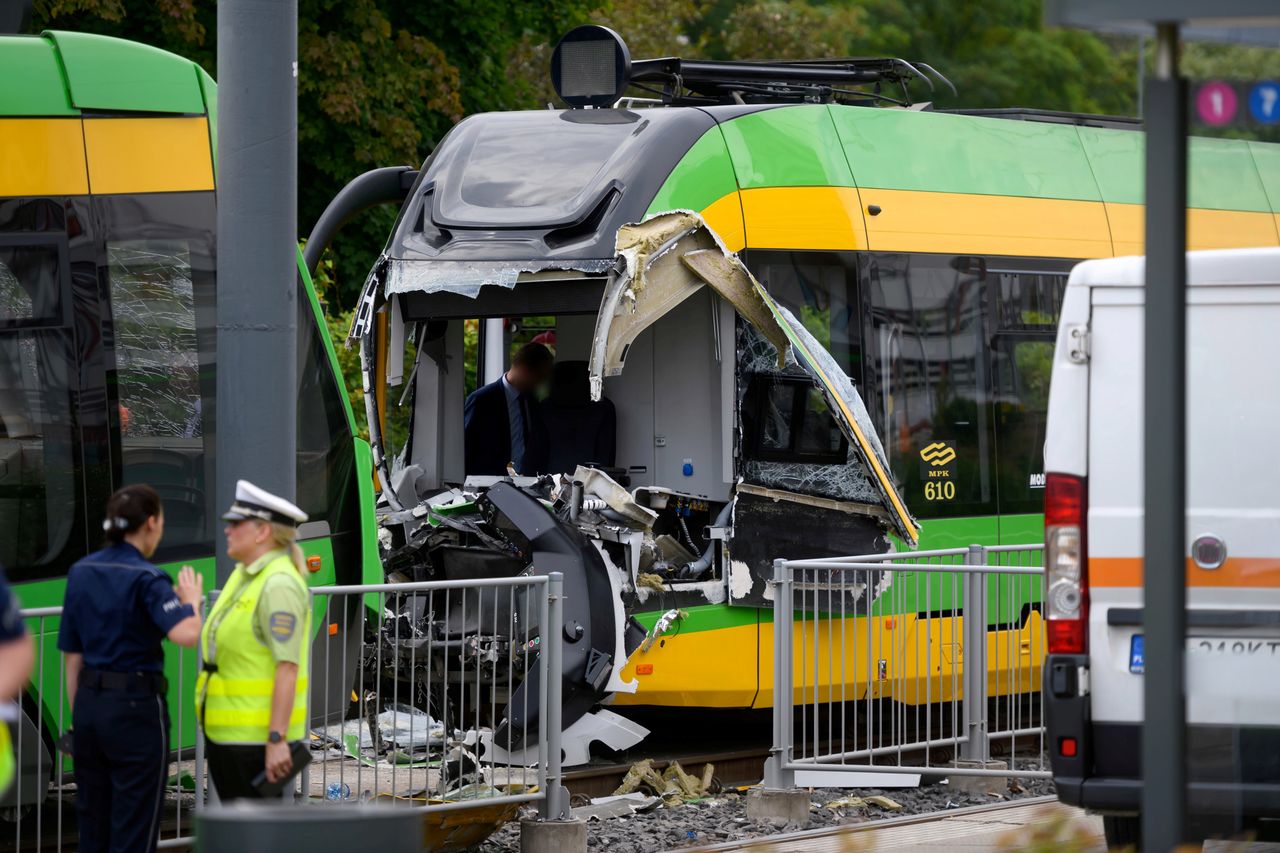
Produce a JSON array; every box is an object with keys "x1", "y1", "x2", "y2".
[{"x1": 0, "y1": 0, "x2": 32, "y2": 34}]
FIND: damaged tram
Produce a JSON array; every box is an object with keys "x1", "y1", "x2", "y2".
[{"x1": 325, "y1": 28, "x2": 1280, "y2": 750}]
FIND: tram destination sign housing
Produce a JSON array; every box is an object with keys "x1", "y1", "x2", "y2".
[{"x1": 551, "y1": 25, "x2": 631, "y2": 108}]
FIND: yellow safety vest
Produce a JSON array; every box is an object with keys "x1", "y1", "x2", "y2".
[
  {"x1": 0, "y1": 719, "x2": 13, "y2": 797},
  {"x1": 197, "y1": 552, "x2": 310, "y2": 744}
]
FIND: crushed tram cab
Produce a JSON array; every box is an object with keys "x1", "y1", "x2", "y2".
[{"x1": 329, "y1": 26, "x2": 1280, "y2": 760}]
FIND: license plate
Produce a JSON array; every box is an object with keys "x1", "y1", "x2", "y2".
[
  {"x1": 1129, "y1": 634, "x2": 1144, "y2": 673},
  {"x1": 1129, "y1": 634, "x2": 1280, "y2": 674}
]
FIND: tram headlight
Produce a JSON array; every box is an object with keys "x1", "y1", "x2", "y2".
[{"x1": 551, "y1": 25, "x2": 631, "y2": 108}]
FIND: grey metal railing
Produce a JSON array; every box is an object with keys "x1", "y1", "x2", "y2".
[
  {"x1": 765, "y1": 544, "x2": 1048, "y2": 789},
  {"x1": 8, "y1": 572, "x2": 566, "y2": 851},
  {"x1": 6, "y1": 605, "x2": 204, "y2": 852},
  {"x1": 302, "y1": 574, "x2": 566, "y2": 819}
]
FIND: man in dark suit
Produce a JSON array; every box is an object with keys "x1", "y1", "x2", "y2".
[{"x1": 463, "y1": 342, "x2": 554, "y2": 476}]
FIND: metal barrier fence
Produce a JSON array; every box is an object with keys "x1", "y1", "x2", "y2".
[
  {"x1": 6, "y1": 605, "x2": 203, "y2": 852},
  {"x1": 765, "y1": 545, "x2": 1048, "y2": 789},
  {"x1": 7, "y1": 573, "x2": 564, "y2": 851}
]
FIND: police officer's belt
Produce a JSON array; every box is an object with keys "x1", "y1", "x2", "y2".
[{"x1": 82, "y1": 669, "x2": 168, "y2": 694}]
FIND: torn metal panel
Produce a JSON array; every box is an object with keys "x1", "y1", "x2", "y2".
[
  {"x1": 571, "y1": 465, "x2": 658, "y2": 528},
  {"x1": 590, "y1": 209, "x2": 918, "y2": 544},
  {"x1": 733, "y1": 482, "x2": 892, "y2": 525},
  {"x1": 384, "y1": 257, "x2": 613, "y2": 300},
  {"x1": 726, "y1": 490, "x2": 891, "y2": 609},
  {"x1": 589, "y1": 211, "x2": 787, "y2": 398}
]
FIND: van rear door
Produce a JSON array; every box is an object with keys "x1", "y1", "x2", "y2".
[{"x1": 1086, "y1": 252, "x2": 1280, "y2": 733}]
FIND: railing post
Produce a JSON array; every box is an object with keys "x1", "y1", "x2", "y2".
[
  {"x1": 764, "y1": 558, "x2": 795, "y2": 790},
  {"x1": 960, "y1": 545, "x2": 990, "y2": 763},
  {"x1": 539, "y1": 572, "x2": 568, "y2": 820}
]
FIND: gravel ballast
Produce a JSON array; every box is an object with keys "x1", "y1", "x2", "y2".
[{"x1": 476, "y1": 776, "x2": 1057, "y2": 852}]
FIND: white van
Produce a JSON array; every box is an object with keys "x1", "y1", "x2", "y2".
[{"x1": 1043, "y1": 248, "x2": 1280, "y2": 845}]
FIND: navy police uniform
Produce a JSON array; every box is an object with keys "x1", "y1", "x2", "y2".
[{"x1": 57, "y1": 543, "x2": 194, "y2": 853}]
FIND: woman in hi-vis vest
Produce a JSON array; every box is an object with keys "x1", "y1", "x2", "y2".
[
  {"x1": 197, "y1": 480, "x2": 310, "y2": 801},
  {"x1": 0, "y1": 563, "x2": 34, "y2": 801}
]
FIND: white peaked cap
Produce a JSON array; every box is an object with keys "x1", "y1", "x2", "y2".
[{"x1": 221, "y1": 479, "x2": 308, "y2": 526}]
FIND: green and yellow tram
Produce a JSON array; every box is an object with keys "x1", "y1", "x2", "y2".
[
  {"x1": 0, "y1": 30, "x2": 380, "y2": 806},
  {"x1": 347, "y1": 29, "x2": 1280, "y2": 722}
]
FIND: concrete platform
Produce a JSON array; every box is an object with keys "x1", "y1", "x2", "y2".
[{"x1": 687, "y1": 798, "x2": 1280, "y2": 852}]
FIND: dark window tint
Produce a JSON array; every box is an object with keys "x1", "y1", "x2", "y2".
[
  {"x1": 863, "y1": 253, "x2": 995, "y2": 518},
  {"x1": 992, "y1": 337, "x2": 1054, "y2": 514},
  {"x1": 295, "y1": 282, "x2": 354, "y2": 534},
  {"x1": 0, "y1": 243, "x2": 63, "y2": 327},
  {"x1": 100, "y1": 194, "x2": 216, "y2": 553},
  {"x1": 993, "y1": 271, "x2": 1064, "y2": 332},
  {"x1": 742, "y1": 373, "x2": 847, "y2": 465},
  {"x1": 0, "y1": 236, "x2": 79, "y2": 576},
  {"x1": 745, "y1": 251, "x2": 862, "y2": 381}
]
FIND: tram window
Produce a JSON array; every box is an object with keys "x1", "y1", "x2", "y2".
[
  {"x1": 0, "y1": 245, "x2": 78, "y2": 576},
  {"x1": 108, "y1": 242, "x2": 203, "y2": 439},
  {"x1": 744, "y1": 251, "x2": 862, "y2": 382},
  {"x1": 741, "y1": 373, "x2": 847, "y2": 465},
  {"x1": 862, "y1": 253, "x2": 996, "y2": 519},
  {"x1": 992, "y1": 337, "x2": 1053, "y2": 515},
  {"x1": 295, "y1": 282, "x2": 355, "y2": 533},
  {"x1": 0, "y1": 244, "x2": 61, "y2": 327},
  {"x1": 100, "y1": 192, "x2": 217, "y2": 553},
  {"x1": 993, "y1": 271, "x2": 1065, "y2": 331}
]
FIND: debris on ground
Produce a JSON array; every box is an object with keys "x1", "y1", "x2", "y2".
[
  {"x1": 572, "y1": 793, "x2": 663, "y2": 822},
  {"x1": 612, "y1": 759, "x2": 715, "y2": 805},
  {"x1": 824, "y1": 794, "x2": 903, "y2": 811},
  {"x1": 478, "y1": 773, "x2": 1058, "y2": 852}
]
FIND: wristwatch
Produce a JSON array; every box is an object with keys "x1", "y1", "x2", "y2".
[{"x1": 268, "y1": 730, "x2": 284, "y2": 744}]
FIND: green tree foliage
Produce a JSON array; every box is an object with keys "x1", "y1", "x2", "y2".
[{"x1": 29, "y1": 0, "x2": 1276, "y2": 318}]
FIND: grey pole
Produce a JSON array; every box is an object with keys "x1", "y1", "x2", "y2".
[
  {"x1": 215, "y1": 0, "x2": 299, "y2": 585},
  {"x1": 765, "y1": 558, "x2": 794, "y2": 789},
  {"x1": 960, "y1": 544, "x2": 989, "y2": 764},
  {"x1": 1142, "y1": 21, "x2": 1187, "y2": 852},
  {"x1": 541, "y1": 572, "x2": 568, "y2": 821}
]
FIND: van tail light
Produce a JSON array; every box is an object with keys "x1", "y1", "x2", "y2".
[{"x1": 1045, "y1": 473, "x2": 1088, "y2": 654}]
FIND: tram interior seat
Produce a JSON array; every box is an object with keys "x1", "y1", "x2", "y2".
[{"x1": 539, "y1": 360, "x2": 616, "y2": 474}]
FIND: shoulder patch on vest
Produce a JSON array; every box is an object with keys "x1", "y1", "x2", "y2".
[{"x1": 268, "y1": 611, "x2": 296, "y2": 642}]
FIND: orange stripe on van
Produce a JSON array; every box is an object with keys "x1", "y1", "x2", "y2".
[{"x1": 1090, "y1": 557, "x2": 1280, "y2": 588}]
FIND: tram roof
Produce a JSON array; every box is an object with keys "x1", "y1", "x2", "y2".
[{"x1": 0, "y1": 30, "x2": 213, "y2": 117}]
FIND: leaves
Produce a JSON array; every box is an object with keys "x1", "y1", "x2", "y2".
[{"x1": 28, "y1": 0, "x2": 1273, "y2": 314}]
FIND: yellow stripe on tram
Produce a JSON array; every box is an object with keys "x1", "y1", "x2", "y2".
[
  {"x1": 0, "y1": 118, "x2": 89, "y2": 197},
  {"x1": 1106, "y1": 203, "x2": 1280, "y2": 254},
  {"x1": 856, "y1": 188, "x2": 1114, "y2": 259},
  {"x1": 84, "y1": 117, "x2": 215, "y2": 195},
  {"x1": 737, "y1": 186, "x2": 866, "y2": 251}
]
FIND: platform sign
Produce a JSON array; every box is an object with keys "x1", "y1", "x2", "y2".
[
  {"x1": 1249, "y1": 81, "x2": 1280, "y2": 126},
  {"x1": 1191, "y1": 80, "x2": 1280, "y2": 129}
]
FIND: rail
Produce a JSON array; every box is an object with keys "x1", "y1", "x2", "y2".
[
  {"x1": 6, "y1": 573, "x2": 566, "y2": 851},
  {"x1": 765, "y1": 544, "x2": 1048, "y2": 789}
]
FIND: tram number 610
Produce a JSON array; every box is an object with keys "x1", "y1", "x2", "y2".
[{"x1": 924, "y1": 481, "x2": 956, "y2": 501}]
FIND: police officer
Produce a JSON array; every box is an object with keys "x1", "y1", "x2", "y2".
[
  {"x1": 197, "y1": 480, "x2": 310, "y2": 800},
  {"x1": 57, "y1": 485, "x2": 203, "y2": 853},
  {"x1": 0, "y1": 562, "x2": 35, "y2": 799}
]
